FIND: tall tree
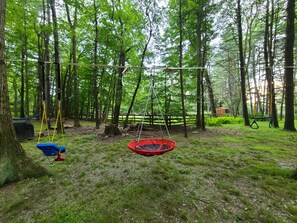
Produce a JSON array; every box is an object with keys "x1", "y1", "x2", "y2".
[
  {"x1": 19, "y1": 4, "x2": 29, "y2": 118},
  {"x1": 236, "y1": 0, "x2": 250, "y2": 126},
  {"x1": 178, "y1": 0, "x2": 188, "y2": 137},
  {"x1": 263, "y1": 0, "x2": 279, "y2": 127},
  {"x1": 50, "y1": 0, "x2": 64, "y2": 133},
  {"x1": 284, "y1": 0, "x2": 296, "y2": 131},
  {"x1": 92, "y1": 0, "x2": 100, "y2": 129},
  {"x1": 195, "y1": 0, "x2": 208, "y2": 130},
  {"x1": 43, "y1": 0, "x2": 52, "y2": 130},
  {"x1": 195, "y1": 1, "x2": 203, "y2": 129},
  {"x1": 0, "y1": 0, "x2": 48, "y2": 186},
  {"x1": 65, "y1": 0, "x2": 80, "y2": 127}
]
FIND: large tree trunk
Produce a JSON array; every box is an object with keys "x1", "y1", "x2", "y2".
[
  {"x1": 0, "y1": 0, "x2": 48, "y2": 186},
  {"x1": 236, "y1": 0, "x2": 250, "y2": 126},
  {"x1": 284, "y1": 0, "x2": 296, "y2": 131}
]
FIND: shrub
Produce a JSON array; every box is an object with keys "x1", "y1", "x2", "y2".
[{"x1": 205, "y1": 116, "x2": 243, "y2": 126}]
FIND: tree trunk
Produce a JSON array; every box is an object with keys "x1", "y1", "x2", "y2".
[
  {"x1": 43, "y1": 0, "x2": 51, "y2": 129},
  {"x1": 284, "y1": 0, "x2": 296, "y2": 131},
  {"x1": 20, "y1": 50, "x2": 25, "y2": 118},
  {"x1": 93, "y1": 0, "x2": 100, "y2": 129},
  {"x1": 25, "y1": 45, "x2": 29, "y2": 117},
  {"x1": 236, "y1": 0, "x2": 250, "y2": 126},
  {"x1": 36, "y1": 33, "x2": 43, "y2": 118},
  {"x1": 179, "y1": 0, "x2": 187, "y2": 137},
  {"x1": 65, "y1": 1, "x2": 80, "y2": 127},
  {"x1": 112, "y1": 16, "x2": 130, "y2": 127},
  {"x1": 205, "y1": 70, "x2": 216, "y2": 117},
  {"x1": 50, "y1": 0, "x2": 64, "y2": 134},
  {"x1": 264, "y1": 0, "x2": 279, "y2": 128},
  {"x1": 13, "y1": 77, "x2": 18, "y2": 117},
  {"x1": 0, "y1": 0, "x2": 48, "y2": 186},
  {"x1": 252, "y1": 50, "x2": 263, "y2": 115},
  {"x1": 280, "y1": 77, "x2": 285, "y2": 120},
  {"x1": 113, "y1": 48, "x2": 126, "y2": 126},
  {"x1": 63, "y1": 60, "x2": 72, "y2": 119}
]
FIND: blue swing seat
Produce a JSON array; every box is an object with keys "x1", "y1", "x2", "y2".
[{"x1": 36, "y1": 143, "x2": 66, "y2": 156}]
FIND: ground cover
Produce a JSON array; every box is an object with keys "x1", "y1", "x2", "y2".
[{"x1": 0, "y1": 120, "x2": 297, "y2": 222}]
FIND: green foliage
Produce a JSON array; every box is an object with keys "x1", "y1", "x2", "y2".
[{"x1": 205, "y1": 116, "x2": 243, "y2": 126}]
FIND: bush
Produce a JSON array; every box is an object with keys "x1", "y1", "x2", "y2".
[{"x1": 205, "y1": 116, "x2": 243, "y2": 127}]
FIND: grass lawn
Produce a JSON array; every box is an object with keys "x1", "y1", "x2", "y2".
[{"x1": 1, "y1": 120, "x2": 297, "y2": 222}]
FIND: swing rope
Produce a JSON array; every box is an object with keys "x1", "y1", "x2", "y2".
[
  {"x1": 36, "y1": 62, "x2": 66, "y2": 161},
  {"x1": 38, "y1": 61, "x2": 50, "y2": 144},
  {"x1": 38, "y1": 101, "x2": 50, "y2": 143},
  {"x1": 37, "y1": 61, "x2": 64, "y2": 145},
  {"x1": 151, "y1": 83, "x2": 171, "y2": 140},
  {"x1": 136, "y1": 70, "x2": 171, "y2": 142},
  {"x1": 137, "y1": 77, "x2": 153, "y2": 142},
  {"x1": 128, "y1": 69, "x2": 176, "y2": 156},
  {"x1": 51, "y1": 101, "x2": 65, "y2": 144}
]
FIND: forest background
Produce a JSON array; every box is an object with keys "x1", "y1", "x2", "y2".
[{"x1": 4, "y1": 0, "x2": 297, "y2": 131}]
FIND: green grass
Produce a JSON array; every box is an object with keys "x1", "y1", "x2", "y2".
[{"x1": 1, "y1": 121, "x2": 297, "y2": 222}]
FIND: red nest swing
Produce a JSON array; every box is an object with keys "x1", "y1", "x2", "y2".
[
  {"x1": 128, "y1": 138, "x2": 176, "y2": 156},
  {"x1": 127, "y1": 71, "x2": 176, "y2": 156}
]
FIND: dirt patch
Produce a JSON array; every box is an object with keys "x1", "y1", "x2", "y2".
[{"x1": 63, "y1": 120, "x2": 245, "y2": 141}]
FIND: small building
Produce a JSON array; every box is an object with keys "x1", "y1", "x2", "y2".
[{"x1": 215, "y1": 107, "x2": 230, "y2": 116}]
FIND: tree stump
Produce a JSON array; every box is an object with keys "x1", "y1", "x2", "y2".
[{"x1": 104, "y1": 123, "x2": 121, "y2": 136}]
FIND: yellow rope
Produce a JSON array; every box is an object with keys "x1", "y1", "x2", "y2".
[
  {"x1": 51, "y1": 101, "x2": 64, "y2": 144},
  {"x1": 38, "y1": 101, "x2": 50, "y2": 143}
]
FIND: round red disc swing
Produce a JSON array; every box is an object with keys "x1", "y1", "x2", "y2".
[
  {"x1": 128, "y1": 138, "x2": 176, "y2": 156},
  {"x1": 127, "y1": 69, "x2": 176, "y2": 156}
]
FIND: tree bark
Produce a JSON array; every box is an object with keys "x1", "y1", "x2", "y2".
[
  {"x1": 93, "y1": 0, "x2": 100, "y2": 129},
  {"x1": 236, "y1": 0, "x2": 250, "y2": 126},
  {"x1": 65, "y1": 1, "x2": 80, "y2": 127},
  {"x1": 112, "y1": 15, "x2": 130, "y2": 127},
  {"x1": 284, "y1": 0, "x2": 296, "y2": 131},
  {"x1": 113, "y1": 48, "x2": 126, "y2": 126},
  {"x1": 0, "y1": 0, "x2": 48, "y2": 186},
  {"x1": 179, "y1": 0, "x2": 187, "y2": 137},
  {"x1": 264, "y1": 0, "x2": 279, "y2": 128},
  {"x1": 205, "y1": 70, "x2": 216, "y2": 117},
  {"x1": 20, "y1": 49, "x2": 25, "y2": 118},
  {"x1": 43, "y1": 0, "x2": 51, "y2": 129},
  {"x1": 196, "y1": 7, "x2": 202, "y2": 129},
  {"x1": 50, "y1": 0, "x2": 64, "y2": 133}
]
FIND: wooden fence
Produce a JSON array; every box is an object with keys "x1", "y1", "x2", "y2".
[{"x1": 112, "y1": 114, "x2": 198, "y2": 127}]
